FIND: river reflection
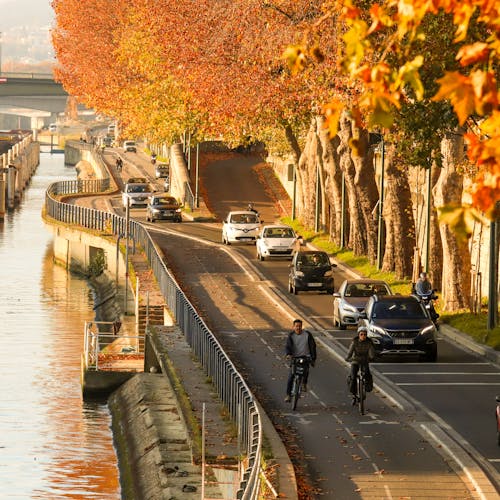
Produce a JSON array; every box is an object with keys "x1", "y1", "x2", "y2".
[{"x1": 0, "y1": 150, "x2": 120, "y2": 498}]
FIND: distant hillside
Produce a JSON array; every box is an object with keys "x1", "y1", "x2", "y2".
[{"x1": 0, "y1": 0, "x2": 55, "y2": 66}]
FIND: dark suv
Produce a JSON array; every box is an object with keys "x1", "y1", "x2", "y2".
[
  {"x1": 288, "y1": 250, "x2": 336, "y2": 294},
  {"x1": 359, "y1": 295, "x2": 438, "y2": 361}
]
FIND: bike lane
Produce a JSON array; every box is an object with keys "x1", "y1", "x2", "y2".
[{"x1": 151, "y1": 226, "x2": 491, "y2": 499}]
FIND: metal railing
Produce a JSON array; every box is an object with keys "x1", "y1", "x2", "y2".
[
  {"x1": 45, "y1": 146, "x2": 262, "y2": 499},
  {"x1": 83, "y1": 321, "x2": 144, "y2": 371},
  {"x1": 0, "y1": 71, "x2": 55, "y2": 80}
]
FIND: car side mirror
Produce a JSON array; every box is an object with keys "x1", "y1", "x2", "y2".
[{"x1": 332, "y1": 292, "x2": 341, "y2": 298}]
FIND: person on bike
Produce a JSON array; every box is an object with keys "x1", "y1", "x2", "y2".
[
  {"x1": 247, "y1": 203, "x2": 259, "y2": 215},
  {"x1": 285, "y1": 319, "x2": 316, "y2": 402},
  {"x1": 115, "y1": 157, "x2": 123, "y2": 172},
  {"x1": 346, "y1": 326, "x2": 375, "y2": 404},
  {"x1": 413, "y1": 272, "x2": 439, "y2": 322},
  {"x1": 414, "y1": 272, "x2": 433, "y2": 295}
]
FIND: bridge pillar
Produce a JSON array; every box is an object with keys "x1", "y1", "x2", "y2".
[
  {"x1": 7, "y1": 164, "x2": 16, "y2": 209},
  {"x1": 0, "y1": 174, "x2": 5, "y2": 220}
]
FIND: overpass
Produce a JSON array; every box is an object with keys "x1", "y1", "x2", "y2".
[{"x1": 0, "y1": 72, "x2": 92, "y2": 129}]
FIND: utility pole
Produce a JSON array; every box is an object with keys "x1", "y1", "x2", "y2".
[
  {"x1": 0, "y1": 32, "x2": 3, "y2": 75},
  {"x1": 424, "y1": 164, "x2": 432, "y2": 272},
  {"x1": 487, "y1": 218, "x2": 499, "y2": 330},
  {"x1": 376, "y1": 137, "x2": 386, "y2": 269}
]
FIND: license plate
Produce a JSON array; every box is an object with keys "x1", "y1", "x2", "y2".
[
  {"x1": 394, "y1": 338, "x2": 413, "y2": 345},
  {"x1": 240, "y1": 237, "x2": 253, "y2": 240},
  {"x1": 308, "y1": 283, "x2": 323, "y2": 287}
]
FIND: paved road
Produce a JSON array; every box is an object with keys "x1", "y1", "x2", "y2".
[
  {"x1": 96, "y1": 149, "x2": 500, "y2": 497},
  {"x1": 130, "y1": 155, "x2": 496, "y2": 498}
]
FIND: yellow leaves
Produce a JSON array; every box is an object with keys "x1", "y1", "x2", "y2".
[
  {"x1": 470, "y1": 171, "x2": 500, "y2": 218},
  {"x1": 451, "y1": 3, "x2": 476, "y2": 42},
  {"x1": 433, "y1": 70, "x2": 498, "y2": 124},
  {"x1": 282, "y1": 45, "x2": 307, "y2": 75},
  {"x1": 395, "y1": 55, "x2": 424, "y2": 100},
  {"x1": 438, "y1": 204, "x2": 489, "y2": 241},
  {"x1": 343, "y1": 20, "x2": 369, "y2": 74},
  {"x1": 456, "y1": 42, "x2": 490, "y2": 67},
  {"x1": 432, "y1": 72, "x2": 475, "y2": 125},
  {"x1": 322, "y1": 99, "x2": 343, "y2": 138}
]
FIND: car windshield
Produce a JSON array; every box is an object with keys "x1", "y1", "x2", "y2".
[
  {"x1": 345, "y1": 283, "x2": 390, "y2": 297},
  {"x1": 373, "y1": 300, "x2": 426, "y2": 319},
  {"x1": 153, "y1": 197, "x2": 177, "y2": 206},
  {"x1": 127, "y1": 184, "x2": 147, "y2": 193},
  {"x1": 230, "y1": 213, "x2": 258, "y2": 224},
  {"x1": 264, "y1": 228, "x2": 294, "y2": 238},
  {"x1": 298, "y1": 253, "x2": 329, "y2": 266}
]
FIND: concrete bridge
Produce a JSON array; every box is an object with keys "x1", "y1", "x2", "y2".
[{"x1": 0, "y1": 72, "x2": 91, "y2": 129}]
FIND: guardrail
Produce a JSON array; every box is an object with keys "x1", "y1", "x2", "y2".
[
  {"x1": 44, "y1": 146, "x2": 262, "y2": 499},
  {"x1": 0, "y1": 71, "x2": 54, "y2": 80}
]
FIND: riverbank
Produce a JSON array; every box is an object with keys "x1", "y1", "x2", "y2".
[{"x1": 89, "y1": 262, "x2": 297, "y2": 499}]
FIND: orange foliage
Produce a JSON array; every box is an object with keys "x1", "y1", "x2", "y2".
[{"x1": 298, "y1": 0, "x2": 500, "y2": 219}]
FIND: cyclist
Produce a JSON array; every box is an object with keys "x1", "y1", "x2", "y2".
[
  {"x1": 285, "y1": 319, "x2": 316, "y2": 402},
  {"x1": 346, "y1": 326, "x2": 375, "y2": 404}
]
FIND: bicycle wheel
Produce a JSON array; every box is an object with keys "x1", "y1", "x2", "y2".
[
  {"x1": 358, "y1": 375, "x2": 366, "y2": 415},
  {"x1": 292, "y1": 375, "x2": 301, "y2": 411}
]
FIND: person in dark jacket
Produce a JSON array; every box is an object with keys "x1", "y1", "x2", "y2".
[
  {"x1": 346, "y1": 326, "x2": 375, "y2": 403},
  {"x1": 285, "y1": 319, "x2": 317, "y2": 401}
]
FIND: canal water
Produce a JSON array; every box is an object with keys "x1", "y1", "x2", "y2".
[{"x1": 0, "y1": 149, "x2": 120, "y2": 498}]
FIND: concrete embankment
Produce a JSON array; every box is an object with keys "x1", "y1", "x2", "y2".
[{"x1": 109, "y1": 373, "x2": 212, "y2": 500}]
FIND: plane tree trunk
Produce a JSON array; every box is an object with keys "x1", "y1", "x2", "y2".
[{"x1": 433, "y1": 130, "x2": 471, "y2": 310}]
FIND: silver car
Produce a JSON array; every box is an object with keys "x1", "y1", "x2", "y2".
[{"x1": 333, "y1": 279, "x2": 392, "y2": 329}]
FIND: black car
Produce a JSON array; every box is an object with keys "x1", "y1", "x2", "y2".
[
  {"x1": 146, "y1": 194, "x2": 182, "y2": 222},
  {"x1": 288, "y1": 250, "x2": 336, "y2": 294},
  {"x1": 359, "y1": 294, "x2": 438, "y2": 361}
]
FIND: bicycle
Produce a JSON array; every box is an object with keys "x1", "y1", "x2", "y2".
[
  {"x1": 354, "y1": 362, "x2": 370, "y2": 415},
  {"x1": 289, "y1": 356, "x2": 310, "y2": 410}
]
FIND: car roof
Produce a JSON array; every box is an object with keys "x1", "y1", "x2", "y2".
[
  {"x1": 228, "y1": 210, "x2": 258, "y2": 215},
  {"x1": 296, "y1": 250, "x2": 329, "y2": 256},
  {"x1": 262, "y1": 224, "x2": 293, "y2": 229},
  {"x1": 370, "y1": 294, "x2": 418, "y2": 303},
  {"x1": 343, "y1": 279, "x2": 390, "y2": 285}
]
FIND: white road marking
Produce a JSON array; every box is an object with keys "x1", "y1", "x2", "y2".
[
  {"x1": 382, "y1": 372, "x2": 500, "y2": 376},
  {"x1": 398, "y1": 382, "x2": 500, "y2": 386}
]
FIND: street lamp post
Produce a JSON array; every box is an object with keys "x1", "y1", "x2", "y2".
[
  {"x1": 424, "y1": 164, "x2": 432, "y2": 272},
  {"x1": 376, "y1": 137, "x2": 385, "y2": 269},
  {"x1": 124, "y1": 198, "x2": 130, "y2": 315},
  {"x1": 195, "y1": 143, "x2": 200, "y2": 208},
  {"x1": 314, "y1": 165, "x2": 320, "y2": 232},
  {"x1": 340, "y1": 171, "x2": 346, "y2": 249}
]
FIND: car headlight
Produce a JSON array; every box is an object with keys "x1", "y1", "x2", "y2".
[
  {"x1": 342, "y1": 303, "x2": 358, "y2": 313},
  {"x1": 369, "y1": 324, "x2": 387, "y2": 337},
  {"x1": 324, "y1": 270, "x2": 333, "y2": 277},
  {"x1": 420, "y1": 324, "x2": 436, "y2": 336},
  {"x1": 151, "y1": 208, "x2": 161, "y2": 213},
  {"x1": 295, "y1": 271, "x2": 304, "y2": 277},
  {"x1": 175, "y1": 208, "x2": 182, "y2": 213}
]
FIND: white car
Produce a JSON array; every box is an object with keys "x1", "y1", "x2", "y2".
[
  {"x1": 123, "y1": 140, "x2": 137, "y2": 153},
  {"x1": 122, "y1": 182, "x2": 154, "y2": 208},
  {"x1": 256, "y1": 224, "x2": 297, "y2": 261},
  {"x1": 222, "y1": 210, "x2": 262, "y2": 245}
]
